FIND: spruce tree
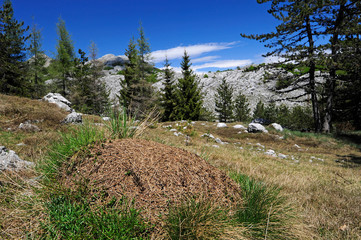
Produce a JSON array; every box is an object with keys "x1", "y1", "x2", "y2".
[
  {"x1": 53, "y1": 17, "x2": 75, "y2": 97},
  {"x1": 0, "y1": 0, "x2": 29, "y2": 96},
  {"x1": 174, "y1": 51, "x2": 203, "y2": 120},
  {"x1": 215, "y1": 77, "x2": 234, "y2": 122},
  {"x1": 28, "y1": 21, "x2": 47, "y2": 98},
  {"x1": 160, "y1": 57, "x2": 176, "y2": 121},
  {"x1": 253, "y1": 100, "x2": 266, "y2": 120},
  {"x1": 234, "y1": 92, "x2": 250, "y2": 122}
]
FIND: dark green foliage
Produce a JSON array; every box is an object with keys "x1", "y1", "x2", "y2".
[
  {"x1": 119, "y1": 24, "x2": 154, "y2": 118},
  {"x1": 244, "y1": 63, "x2": 265, "y2": 72},
  {"x1": 234, "y1": 92, "x2": 250, "y2": 122},
  {"x1": 203, "y1": 74, "x2": 208, "y2": 78},
  {"x1": 51, "y1": 17, "x2": 75, "y2": 97},
  {"x1": 0, "y1": 0, "x2": 30, "y2": 96},
  {"x1": 174, "y1": 51, "x2": 203, "y2": 120},
  {"x1": 215, "y1": 77, "x2": 234, "y2": 122},
  {"x1": 27, "y1": 22, "x2": 47, "y2": 98},
  {"x1": 41, "y1": 196, "x2": 149, "y2": 239},
  {"x1": 264, "y1": 102, "x2": 278, "y2": 123},
  {"x1": 289, "y1": 106, "x2": 314, "y2": 131},
  {"x1": 276, "y1": 104, "x2": 291, "y2": 128},
  {"x1": 230, "y1": 173, "x2": 292, "y2": 240},
  {"x1": 71, "y1": 46, "x2": 109, "y2": 115},
  {"x1": 160, "y1": 58, "x2": 176, "y2": 121},
  {"x1": 253, "y1": 100, "x2": 266, "y2": 119}
]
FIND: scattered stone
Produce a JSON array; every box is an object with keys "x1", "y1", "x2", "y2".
[
  {"x1": 16, "y1": 143, "x2": 26, "y2": 146},
  {"x1": 256, "y1": 143, "x2": 265, "y2": 148},
  {"x1": 42, "y1": 93, "x2": 72, "y2": 112},
  {"x1": 294, "y1": 144, "x2": 301, "y2": 149},
  {"x1": 278, "y1": 153, "x2": 287, "y2": 159},
  {"x1": 239, "y1": 147, "x2": 243, "y2": 150},
  {"x1": 162, "y1": 125, "x2": 172, "y2": 128},
  {"x1": 191, "y1": 122, "x2": 196, "y2": 125},
  {"x1": 309, "y1": 160, "x2": 313, "y2": 163},
  {"x1": 201, "y1": 133, "x2": 215, "y2": 139},
  {"x1": 217, "y1": 123, "x2": 228, "y2": 128},
  {"x1": 63, "y1": 112, "x2": 83, "y2": 124},
  {"x1": 174, "y1": 132, "x2": 183, "y2": 137},
  {"x1": 170, "y1": 129, "x2": 177, "y2": 132},
  {"x1": 248, "y1": 123, "x2": 268, "y2": 133},
  {"x1": 18, "y1": 123, "x2": 40, "y2": 132},
  {"x1": 102, "y1": 117, "x2": 110, "y2": 121},
  {"x1": 265, "y1": 149, "x2": 277, "y2": 157},
  {"x1": 201, "y1": 123, "x2": 206, "y2": 126},
  {"x1": 233, "y1": 124, "x2": 246, "y2": 130},
  {"x1": 212, "y1": 145, "x2": 220, "y2": 148},
  {"x1": 0, "y1": 146, "x2": 34, "y2": 171},
  {"x1": 270, "y1": 123, "x2": 283, "y2": 132}
]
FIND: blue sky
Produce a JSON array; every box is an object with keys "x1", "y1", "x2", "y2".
[{"x1": 11, "y1": 0, "x2": 281, "y2": 72}]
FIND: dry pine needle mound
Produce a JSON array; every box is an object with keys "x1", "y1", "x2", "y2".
[{"x1": 62, "y1": 139, "x2": 242, "y2": 220}]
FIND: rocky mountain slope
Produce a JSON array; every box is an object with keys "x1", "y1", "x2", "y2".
[{"x1": 99, "y1": 54, "x2": 325, "y2": 113}]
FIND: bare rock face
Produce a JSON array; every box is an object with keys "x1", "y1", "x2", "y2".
[
  {"x1": 0, "y1": 146, "x2": 34, "y2": 171},
  {"x1": 42, "y1": 93, "x2": 72, "y2": 112}
]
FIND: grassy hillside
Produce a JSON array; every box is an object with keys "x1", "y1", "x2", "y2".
[{"x1": 0, "y1": 94, "x2": 360, "y2": 239}]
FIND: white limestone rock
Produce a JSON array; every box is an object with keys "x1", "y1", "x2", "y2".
[
  {"x1": 233, "y1": 124, "x2": 247, "y2": 130},
  {"x1": 265, "y1": 149, "x2": 277, "y2": 157},
  {"x1": 63, "y1": 112, "x2": 82, "y2": 124},
  {"x1": 18, "y1": 123, "x2": 40, "y2": 132},
  {"x1": 216, "y1": 123, "x2": 228, "y2": 128},
  {"x1": 248, "y1": 123, "x2": 268, "y2": 133},
  {"x1": 270, "y1": 123, "x2": 283, "y2": 132},
  {"x1": 42, "y1": 93, "x2": 72, "y2": 112},
  {"x1": 0, "y1": 146, "x2": 34, "y2": 171}
]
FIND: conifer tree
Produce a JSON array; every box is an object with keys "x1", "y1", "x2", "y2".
[
  {"x1": 234, "y1": 92, "x2": 250, "y2": 122},
  {"x1": 241, "y1": 0, "x2": 325, "y2": 132},
  {"x1": 253, "y1": 100, "x2": 266, "y2": 119},
  {"x1": 53, "y1": 17, "x2": 75, "y2": 97},
  {"x1": 28, "y1": 21, "x2": 47, "y2": 98},
  {"x1": 174, "y1": 51, "x2": 203, "y2": 120},
  {"x1": 0, "y1": 0, "x2": 29, "y2": 96},
  {"x1": 264, "y1": 102, "x2": 278, "y2": 123},
  {"x1": 160, "y1": 57, "x2": 176, "y2": 121},
  {"x1": 215, "y1": 77, "x2": 234, "y2": 122}
]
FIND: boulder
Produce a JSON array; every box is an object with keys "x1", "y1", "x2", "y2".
[
  {"x1": 18, "y1": 123, "x2": 40, "y2": 132},
  {"x1": 265, "y1": 149, "x2": 276, "y2": 157},
  {"x1": 217, "y1": 123, "x2": 228, "y2": 128},
  {"x1": 42, "y1": 93, "x2": 72, "y2": 112},
  {"x1": 63, "y1": 112, "x2": 82, "y2": 124},
  {"x1": 0, "y1": 146, "x2": 34, "y2": 171},
  {"x1": 270, "y1": 123, "x2": 283, "y2": 132},
  {"x1": 248, "y1": 123, "x2": 268, "y2": 133},
  {"x1": 233, "y1": 124, "x2": 247, "y2": 130}
]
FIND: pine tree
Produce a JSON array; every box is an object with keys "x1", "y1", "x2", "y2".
[
  {"x1": 0, "y1": 0, "x2": 29, "y2": 96},
  {"x1": 264, "y1": 102, "x2": 278, "y2": 123},
  {"x1": 234, "y1": 92, "x2": 250, "y2": 122},
  {"x1": 174, "y1": 51, "x2": 203, "y2": 120},
  {"x1": 160, "y1": 57, "x2": 176, "y2": 121},
  {"x1": 241, "y1": 0, "x2": 325, "y2": 132},
  {"x1": 215, "y1": 77, "x2": 234, "y2": 122},
  {"x1": 53, "y1": 17, "x2": 75, "y2": 97},
  {"x1": 253, "y1": 100, "x2": 265, "y2": 119},
  {"x1": 118, "y1": 37, "x2": 138, "y2": 111},
  {"x1": 28, "y1": 21, "x2": 47, "y2": 98}
]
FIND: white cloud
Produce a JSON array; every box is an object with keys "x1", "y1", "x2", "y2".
[
  {"x1": 192, "y1": 59, "x2": 252, "y2": 70},
  {"x1": 192, "y1": 55, "x2": 219, "y2": 63},
  {"x1": 150, "y1": 42, "x2": 237, "y2": 63}
]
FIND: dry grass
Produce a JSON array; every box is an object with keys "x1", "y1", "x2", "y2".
[{"x1": 143, "y1": 121, "x2": 361, "y2": 239}]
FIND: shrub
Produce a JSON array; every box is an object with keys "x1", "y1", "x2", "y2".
[
  {"x1": 104, "y1": 66, "x2": 114, "y2": 70},
  {"x1": 203, "y1": 74, "x2": 209, "y2": 78}
]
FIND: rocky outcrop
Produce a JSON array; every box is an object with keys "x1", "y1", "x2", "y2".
[
  {"x1": 42, "y1": 93, "x2": 72, "y2": 112},
  {"x1": 97, "y1": 54, "x2": 128, "y2": 67},
  {"x1": 63, "y1": 112, "x2": 82, "y2": 124},
  {"x1": 248, "y1": 123, "x2": 268, "y2": 133},
  {"x1": 0, "y1": 146, "x2": 34, "y2": 171}
]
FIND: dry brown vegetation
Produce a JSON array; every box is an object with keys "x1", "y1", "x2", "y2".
[
  {"x1": 143, "y1": 122, "x2": 361, "y2": 239},
  {"x1": 1, "y1": 94, "x2": 361, "y2": 239}
]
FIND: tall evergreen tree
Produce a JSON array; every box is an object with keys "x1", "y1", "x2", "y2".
[
  {"x1": 160, "y1": 57, "x2": 176, "y2": 121},
  {"x1": 234, "y1": 92, "x2": 250, "y2": 122},
  {"x1": 28, "y1": 21, "x2": 47, "y2": 98},
  {"x1": 118, "y1": 37, "x2": 138, "y2": 111},
  {"x1": 215, "y1": 77, "x2": 234, "y2": 122},
  {"x1": 53, "y1": 17, "x2": 75, "y2": 97},
  {"x1": 241, "y1": 0, "x2": 325, "y2": 132},
  {"x1": 253, "y1": 100, "x2": 266, "y2": 119},
  {"x1": 0, "y1": 0, "x2": 29, "y2": 96},
  {"x1": 174, "y1": 51, "x2": 203, "y2": 120}
]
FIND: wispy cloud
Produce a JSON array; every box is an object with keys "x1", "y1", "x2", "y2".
[
  {"x1": 150, "y1": 42, "x2": 237, "y2": 63},
  {"x1": 192, "y1": 59, "x2": 252, "y2": 70},
  {"x1": 192, "y1": 55, "x2": 219, "y2": 63}
]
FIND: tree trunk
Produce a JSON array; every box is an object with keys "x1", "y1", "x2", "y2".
[{"x1": 306, "y1": 15, "x2": 322, "y2": 132}]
